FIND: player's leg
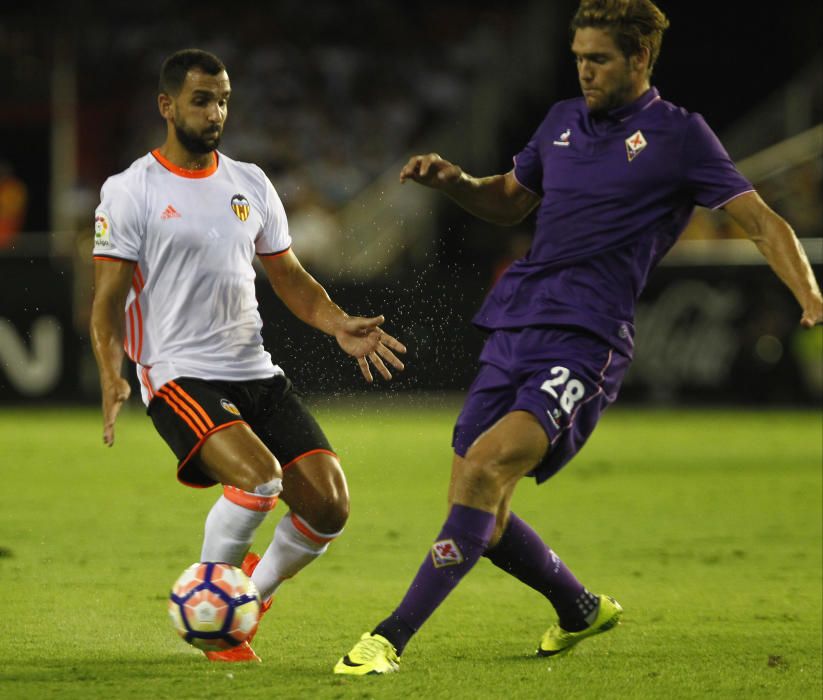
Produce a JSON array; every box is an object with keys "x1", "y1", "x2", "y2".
[
  {"x1": 149, "y1": 378, "x2": 284, "y2": 568},
  {"x1": 149, "y1": 378, "x2": 284, "y2": 663},
  {"x1": 335, "y1": 410, "x2": 545, "y2": 674},
  {"x1": 335, "y1": 328, "x2": 629, "y2": 673},
  {"x1": 457, "y1": 461, "x2": 605, "y2": 636},
  {"x1": 193, "y1": 426, "x2": 282, "y2": 663},
  {"x1": 477, "y1": 471, "x2": 604, "y2": 633},
  {"x1": 450, "y1": 446, "x2": 603, "y2": 635},
  {"x1": 334, "y1": 338, "x2": 519, "y2": 674},
  {"x1": 472, "y1": 328, "x2": 629, "y2": 655},
  {"x1": 250, "y1": 451, "x2": 348, "y2": 601},
  {"x1": 369, "y1": 412, "x2": 544, "y2": 649},
  {"x1": 241, "y1": 374, "x2": 345, "y2": 603},
  {"x1": 197, "y1": 423, "x2": 283, "y2": 566}
]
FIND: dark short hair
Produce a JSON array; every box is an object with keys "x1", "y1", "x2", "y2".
[
  {"x1": 570, "y1": 0, "x2": 670, "y2": 75},
  {"x1": 159, "y1": 49, "x2": 226, "y2": 96}
]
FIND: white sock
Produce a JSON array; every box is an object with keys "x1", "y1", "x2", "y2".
[
  {"x1": 200, "y1": 479, "x2": 282, "y2": 566},
  {"x1": 251, "y1": 511, "x2": 342, "y2": 600}
]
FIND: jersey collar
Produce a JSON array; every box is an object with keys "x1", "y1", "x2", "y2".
[
  {"x1": 605, "y1": 87, "x2": 661, "y2": 123},
  {"x1": 151, "y1": 149, "x2": 219, "y2": 178}
]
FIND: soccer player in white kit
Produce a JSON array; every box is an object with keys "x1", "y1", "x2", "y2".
[{"x1": 90, "y1": 49, "x2": 406, "y2": 663}]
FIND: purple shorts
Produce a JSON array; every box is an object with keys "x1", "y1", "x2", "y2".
[{"x1": 452, "y1": 327, "x2": 630, "y2": 483}]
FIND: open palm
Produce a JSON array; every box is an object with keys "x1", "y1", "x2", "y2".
[{"x1": 335, "y1": 315, "x2": 406, "y2": 382}]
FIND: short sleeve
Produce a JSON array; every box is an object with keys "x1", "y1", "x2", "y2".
[
  {"x1": 94, "y1": 178, "x2": 142, "y2": 260},
  {"x1": 255, "y1": 176, "x2": 292, "y2": 256},
  {"x1": 512, "y1": 126, "x2": 544, "y2": 197},
  {"x1": 682, "y1": 114, "x2": 754, "y2": 209}
]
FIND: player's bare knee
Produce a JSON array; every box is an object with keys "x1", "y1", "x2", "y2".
[
  {"x1": 312, "y1": 499, "x2": 349, "y2": 534},
  {"x1": 300, "y1": 484, "x2": 349, "y2": 533},
  {"x1": 459, "y1": 449, "x2": 510, "y2": 496},
  {"x1": 286, "y1": 455, "x2": 349, "y2": 533},
  {"x1": 232, "y1": 452, "x2": 282, "y2": 493},
  {"x1": 468, "y1": 437, "x2": 540, "y2": 479},
  {"x1": 329, "y1": 484, "x2": 351, "y2": 530}
]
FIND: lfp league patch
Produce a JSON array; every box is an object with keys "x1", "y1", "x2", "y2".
[
  {"x1": 431, "y1": 539, "x2": 464, "y2": 568},
  {"x1": 94, "y1": 212, "x2": 111, "y2": 250}
]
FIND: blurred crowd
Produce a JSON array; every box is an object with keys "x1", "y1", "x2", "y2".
[
  {"x1": 0, "y1": 1, "x2": 820, "y2": 265},
  {"x1": 0, "y1": 161, "x2": 27, "y2": 249},
  {"x1": 75, "y1": 2, "x2": 517, "y2": 274}
]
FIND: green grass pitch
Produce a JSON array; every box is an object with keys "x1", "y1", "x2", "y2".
[{"x1": 0, "y1": 400, "x2": 820, "y2": 699}]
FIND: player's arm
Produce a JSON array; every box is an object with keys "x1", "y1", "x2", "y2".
[
  {"x1": 259, "y1": 250, "x2": 406, "y2": 382},
  {"x1": 399, "y1": 153, "x2": 540, "y2": 226},
  {"x1": 90, "y1": 259, "x2": 135, "y2": 445},
  {"x1": 723, "y1": 191, "x2": 823, "y2": 327}
]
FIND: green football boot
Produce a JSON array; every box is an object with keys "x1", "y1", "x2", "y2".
[
  {"x1": 334, "y1": 633, "x2": 400, "y2": 675},
  {"x1": 537, "y1": 595, "x2": 623, "y2": 657}
]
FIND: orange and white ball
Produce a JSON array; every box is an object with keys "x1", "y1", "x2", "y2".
[{"x1": 168, "y1": 562, "x2": 261, "y2": 651}]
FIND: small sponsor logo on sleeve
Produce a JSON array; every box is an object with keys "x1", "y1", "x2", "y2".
[{"x1": 94, "y1": 212, "x2": 111, "y2": 249}]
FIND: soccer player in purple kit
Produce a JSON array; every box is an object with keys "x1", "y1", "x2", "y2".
[{"x1": 334, "y1": 0, "x2": 823, "y2": 676}]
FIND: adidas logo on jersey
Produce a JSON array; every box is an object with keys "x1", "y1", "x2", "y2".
[{"x1": 161, "y1": 204, "x2": 181, "y2": 220}]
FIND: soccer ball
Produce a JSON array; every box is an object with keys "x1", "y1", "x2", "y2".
[{"x1": 168, "y1": 562, "x2": 261, "y2": 651}]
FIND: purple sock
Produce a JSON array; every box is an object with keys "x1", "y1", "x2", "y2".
[
  {"x1": 483, "y1": 512, "x2": 597, "y2": 631},
  {"x1": 373, "y1": 504, "x2": 496, "y2": 654}
]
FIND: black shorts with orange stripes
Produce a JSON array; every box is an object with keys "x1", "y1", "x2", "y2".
[{"x1": 147, "y1": 374, "x2": 334, "y2": 488}]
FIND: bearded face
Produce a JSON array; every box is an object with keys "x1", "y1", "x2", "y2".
[
  {"x1": 173, "y1": 113, "x2": 223, "y2": 154},
  {"x1": 572, "y1": 27, "x2": 647, "y2": 116},
  {"x1": 163, "y1": 68, "x2": 230, "y2": 156}
]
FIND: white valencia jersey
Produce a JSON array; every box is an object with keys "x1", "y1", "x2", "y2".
[{"x1": 93, "y1": 150, "x2": 291, "y2": 406}]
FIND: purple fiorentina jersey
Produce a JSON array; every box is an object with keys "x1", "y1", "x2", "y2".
[{"x1": 472, "y1": 88, "x2": 754, "y2": 357}]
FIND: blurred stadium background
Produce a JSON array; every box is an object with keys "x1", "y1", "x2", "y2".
[{"x1": 1, "y1": 0, "x2": 821, "y2": 408}]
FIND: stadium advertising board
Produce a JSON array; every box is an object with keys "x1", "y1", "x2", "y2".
[
  {"x1": 623, "y1": 263, "x2": 822, "y2": 404},
  {"x1": 258, "y1": 267, "x2": 821, "y2": 405},
  {"x1": 0, "y1": 262, "x2": 817, "y2": 405},
  {"x1": 0, "y1": 257, "x2": 77, "y2": 401}
]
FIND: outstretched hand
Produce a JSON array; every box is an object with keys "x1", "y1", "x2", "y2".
[
  {"x1": 334, "y1": 315, "x2": 407, "y2": 383},
  {"x1": 399, "y1": 153, "x2": 463, "y2": 189}
]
